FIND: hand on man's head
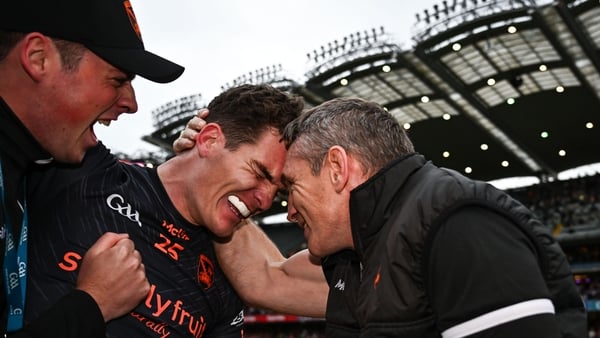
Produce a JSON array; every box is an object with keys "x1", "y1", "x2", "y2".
[{"x1": 173, "y1": 109, "x2": 210, "y2": 154}]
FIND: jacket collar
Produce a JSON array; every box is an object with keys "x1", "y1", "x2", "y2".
[
  {"x1": 349, "y1": 153, "x2": 426, "y2": 258},
  {"x1": 0, "y1": 97, "x2": 53, "y2": 173}
]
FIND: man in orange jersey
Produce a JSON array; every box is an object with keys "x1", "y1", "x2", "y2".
[{"x1": 26, "y1": 84, "x2": 326, "y2": 337}]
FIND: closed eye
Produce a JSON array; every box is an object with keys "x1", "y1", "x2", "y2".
[{"x1": 250, "y1": 160, "x2": 274, "y2": 183}]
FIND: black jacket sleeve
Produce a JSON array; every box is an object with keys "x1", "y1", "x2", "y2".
[
  {"x1": 428, "y1": 206, "x2": 562, "y2": 337},
  {"x1": 10, "y1": 290, "x2": 105, "y2": 338}
]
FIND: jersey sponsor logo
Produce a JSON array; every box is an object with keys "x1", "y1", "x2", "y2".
[
  {"x1": 197, "y1": 254, "x2": 214, "y2": 289},
  {"x1": 334, "y1": 278, "x2": 345, "y2": 291},
  {"x1": 106, "y1": 193, "x2": 142, "y2": 227},
  {"x1": 230, "y1": 309, "x2": 244, "y2": 326},
  {"x1": 161, "y1": 220, "x2": 190, "y2": 241},
  {"x1": 130, "y1": 312, "x2": 171, "y2": 338},
  {"x1": 144, "y1": 284, "x2": 207, "y2": 338},
  {"x1": 58, "y1": 251, "x2": 83, "y2": 272}
]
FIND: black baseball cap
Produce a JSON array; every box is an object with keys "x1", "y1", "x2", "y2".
[{"x1": 0, "y1": 0, "x2": 184, "y2": 83}]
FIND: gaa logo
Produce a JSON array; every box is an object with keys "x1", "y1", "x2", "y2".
[{"x1": 106, "y1": 194, "x2": 142, "y2": 227}]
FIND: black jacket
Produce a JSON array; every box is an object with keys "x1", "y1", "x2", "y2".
[
  {"x1": 0, "y1": 97, "x2": 105, "y2": 337},
  {"x1": 323, "y1": 153, "x2": 586, "y2": 337}
]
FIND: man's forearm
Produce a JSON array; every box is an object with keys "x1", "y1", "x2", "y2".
[{"x1": 214, "y1": 219, "x2": 327, "y2": 317}]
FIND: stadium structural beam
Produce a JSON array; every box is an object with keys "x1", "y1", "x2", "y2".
[
  {"x1": 553, "y1": 0, "x2": 600, "y2": 76},
  {"x1": 412, "y1": 44, "x2": 556, "y2": 179},
  {"x1": 530, "y1": 6, "x2": 600, "y2": 107}
]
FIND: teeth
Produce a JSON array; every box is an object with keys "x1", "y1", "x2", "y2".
[
  {"x1": 97, "y1": 120, "x2": 111, "y2": 126},
  {"x1": 227, "y1": 195, "x2": 250, "y2": 218}
]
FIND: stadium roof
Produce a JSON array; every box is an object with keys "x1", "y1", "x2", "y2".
[
  {"x1": 299, "y1": 0, "x2": 600, "y2": 182},
  {"x1": 144, "y1": 0, "x2": 600, "y2": 184}
]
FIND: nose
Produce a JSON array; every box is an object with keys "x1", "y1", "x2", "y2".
[
  {"x1": 286, "y1": 193, "x2": 298, "y2": 223},
  {"x1": 119, "y1": 82, "x2": 138, "y2": 114},
  {"x1": 254, "y1": 185, "x2": 276, "y2": 212}
]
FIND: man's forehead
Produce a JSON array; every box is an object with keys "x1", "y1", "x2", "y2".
[{"x1": 282, "y1": 153, "x2": 307, "y2": 181}]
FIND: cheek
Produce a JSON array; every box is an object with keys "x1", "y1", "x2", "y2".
[
  {"x1": 295, "y1": 191, "x2": 319, "y2": 217},
  {"x1": 51, "y1": 84, "x2": 102, "y2": 125},
  {"x1": 59, "y1": 107, "x2": 93, "y2": 125}
]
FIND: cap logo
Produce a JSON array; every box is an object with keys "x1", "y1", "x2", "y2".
[{"x1": 123, "y1": 0, "x2": 143, "y2": 42}]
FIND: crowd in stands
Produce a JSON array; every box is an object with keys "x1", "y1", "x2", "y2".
[
  {"x1": 577, "y1": 274, "x2": 600, "y2": 301},
  {"x1": 508, "y1": 174, "x2": 600, "y2": 235}
]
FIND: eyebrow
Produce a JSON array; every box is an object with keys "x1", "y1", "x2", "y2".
[{"x1": 252, "y1": 160, "x2": 274, "y2": 183}]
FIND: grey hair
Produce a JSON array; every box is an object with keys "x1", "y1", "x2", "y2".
[{"x1": 283, "y1": 97, "x2": 414, "y2": 175}]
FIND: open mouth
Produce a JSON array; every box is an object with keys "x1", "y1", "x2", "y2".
[
  {"x1": 97, "y1": 120, "x2": 112, "y2": 126},
  {"x1": 228, "y1": 195, "x2": 251, "y2": 218}
]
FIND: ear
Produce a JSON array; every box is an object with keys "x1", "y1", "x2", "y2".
[
  {"x1": 19, "y1": 33, "x2": 53, "y2": 81},
  {"x1": 325, "y1": 146, "x2": 349, "y2": 193},
  {"x1": 195, "y1": 123, "x2": 225, "y2": 157}
]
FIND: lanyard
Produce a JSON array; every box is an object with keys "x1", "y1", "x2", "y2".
[{"x1": 0, "y1": 161, "x2": 28, "y2": 332}]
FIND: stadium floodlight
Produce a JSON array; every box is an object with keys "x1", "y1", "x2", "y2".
[
  {"x1": 150, "y1": 94, "x2": 204, "y2": 130},
  {"x1": 221, "y1": 64, "x2": 298, "y2": 93}
]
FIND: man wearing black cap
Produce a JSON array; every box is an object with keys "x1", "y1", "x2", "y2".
[{"x1": 0, "y1": 0, "x2": 184, "y2": 337}]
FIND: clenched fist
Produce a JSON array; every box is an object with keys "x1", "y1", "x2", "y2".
[{"x1": 76, "y1": 232, "x2": 149, "y2": 321}]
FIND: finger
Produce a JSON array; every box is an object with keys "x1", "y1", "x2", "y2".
[
  {"x1": 180, "y1": 129, "x2": 197, "y2": 141},
  {"x1": 87, "y1": 232, "x2": 129, "y2": 254},
  {"x1": 186, "y1": 116, "x2": 205, "y2": 131},
  {"x1": 173, "y1": 138, "x2": 192, "y2": 154},
  {"x1": 197, "y1": 108, "x2": 209, "y2": 118},
  {"x1": 131, "y1": 248, "x2": 143, "y2": 263},
  {"x1": 114, "y1": 237, "x2": 136, "y2": 254}
]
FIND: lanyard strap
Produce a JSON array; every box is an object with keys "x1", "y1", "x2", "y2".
[{"x1": 0, "y1": 161, "x2": 28, "y2": 332}]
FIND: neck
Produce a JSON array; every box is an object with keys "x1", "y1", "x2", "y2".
[
  {"x1": 0, "y1": 97, "x2": 51, "y2": 172},
  {"x1": 157, "y1": 155, "x2": 200, "y2": 225}
]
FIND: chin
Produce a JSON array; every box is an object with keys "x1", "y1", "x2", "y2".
[
  {"x1": 307, "y1": 247, "x2": 324, "y2": 259},
  {"x1": 307, "y1": 242, "x2": 324, "y2": 258},
  {"x1": 210, "y1": 224, "x2": 235, "y2": 238}
]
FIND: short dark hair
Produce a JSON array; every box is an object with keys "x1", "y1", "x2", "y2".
[
  {"x1": 206, "y1": 84, "x2": 304, "y2": 150},
  {"x1": 0, "y1": 30, "x2": 84, "y2": 71},
  {"x1": 52, "y1": 38, "x2": 85, "y2": 72},
  {"x1": 0, "y1": 30, "x2": 24, "y2": 61}
]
